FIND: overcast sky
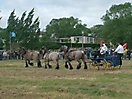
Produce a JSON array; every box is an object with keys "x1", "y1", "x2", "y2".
[{"x1": 0, "y1": 0, "x2": 131, "y2": 30}]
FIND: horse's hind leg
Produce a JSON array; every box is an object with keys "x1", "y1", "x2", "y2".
[
  {"x1": 82, "y1": 59, "x2": 88, "y2": 69},
  {"x1": 77, "y1": 60, "x2": 81, "y2": 69},
  {"x1": 84, "y1": 61, "x2": 88, "y2": 69},
  {"x1": 55, "y1": 61, "x2": 59, "y2": 70}
]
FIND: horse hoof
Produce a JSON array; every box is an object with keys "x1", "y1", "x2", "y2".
[
  {"x1": 49, "y1": 65, "x2": 52, "y2": 68},
  {"x1": 77, "y1": 65, "x2": 81, "y2": 69},
  {"x1": 65, "y1": 65, "x2": 68, "y2": 69},
  {"x1": 45, "y1": 66, "x2": 47, "y2": 69},
  {"x1": 25, "y1": 66, "x2": 28, "y2": 67},
  {"x1": 84, "y1": 66, "x2": 87, "y2": 69},
  {"x1": 69, "y1": 67, "x2": 73, "y2": 70},
  {"x1": 29, "y1": 63, "x2": 34, "y2": 66},
  {"x1": 55, "y1": 67, "x2": 59, "y2": 70}
]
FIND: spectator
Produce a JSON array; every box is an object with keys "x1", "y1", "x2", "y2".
[
  {"x1": 113, "y1": 42, "x2": 124, "y2": 69},
  {"x1": 3, "y1": 50, "x2": 7, "y2": 60},
  {"x1": 0, "y1": 51, "x2": 3, "y2": 60},
  {"x1": 127, "y1": 49, "x2": 131, "y2": 60}
]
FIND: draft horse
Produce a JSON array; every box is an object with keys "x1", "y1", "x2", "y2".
[
  {"x1": 19, "y1": 47, "x2": 42, "y2": 67},
  {"x1": 43, "y1": 50, "x2": 60, "y2": 69},
  {"x1": 60, "y1": 45, "x2": 88, "y2": 70}
]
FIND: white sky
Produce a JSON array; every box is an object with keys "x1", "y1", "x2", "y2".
[{"x1": 0, "y1": 0, "x2": 131, "y2": 30}]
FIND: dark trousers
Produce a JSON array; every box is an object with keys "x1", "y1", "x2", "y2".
[{"x1": 117, "y1": 53, "x2": 123, "y2": 65}]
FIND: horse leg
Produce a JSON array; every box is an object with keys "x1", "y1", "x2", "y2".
[
  {"x1": 82, "y1": 59, "x2": 88, "y2": 69},
  {"x1": 55, "y1": 61, "x2": 59, "y2": 70},
  {"x1": 84, "y1": 62, "x2": 88, "y2": 69},
  {"x1": 28, "y1": 60, "x2": 34, "y2": 66},
  {"x1": 65, "y1": 61, "x2": 69, "y2": 69},
  {"x1": 25, "y1": 60, "x2": 28, "y2": 67},
  {"x1": 77, "y1": 60, "x2": 81, "y2": 69},
  {"x1": 68, "y1": 61, "x2": 73, "y2": 70},
  {"x1": 47, "y1": 61, "x2": 52, "y2": 68},
  {"x1": 44, "y1": 60, "x2": 47, "y2": 69},
  {"x1": 37, "y1": 60, "x2": 42, "y2": 68}
]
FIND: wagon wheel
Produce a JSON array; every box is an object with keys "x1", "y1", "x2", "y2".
[
  {"x1": 88, "y1": 61, "x2": 92, "y2": 70},
  {"x1": 89, "y1": 60, "x2": 99, "y2": 70},
  {"x1": 107, "y1": 61, "x2": 114, "y2": 70},
  {"x1": 100, "y1": 59, "x2": 107, "y2": 70},
  {"x1": 93, "y1": 61, "x2": 100, "y2": 70}
]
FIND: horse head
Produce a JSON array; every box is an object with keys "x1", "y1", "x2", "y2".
[
  {"x1": 60, "y1": 45, "x2": 69, "y2": 54},
  {"x1": 19, "y1": 47, "x2": 27, "y2": 56}
]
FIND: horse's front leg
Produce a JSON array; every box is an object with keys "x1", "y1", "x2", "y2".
[
  {"x1": 28, "y1": 60, "x2": 33, "y2": 66},
  {"x1": 25, "y1": 60, "x2": 28, "y2": 67},
  {"x1": 37, "y1": 59, "x2": 42, "y2": 68},
  {"x1": 68, "y1": 61, "x2": 73, "y2": 70},
  {"x1": 44, "y1": 61, "x2": 47, "y2": 69},
  {"x1": 65, "y1": 61, "x2": 69, "y2": 69},
  {"x1": 77, "y1": 60, "x2": 81, "y2": 69},
  {"x1": 47, "y1": 60, "x2": 52, "y2": 68},
  {"x1": 44, "y1": 59, "x2": 48, "y2": 69}
]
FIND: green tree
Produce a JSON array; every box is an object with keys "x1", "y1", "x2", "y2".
[
  {"x1": 41, "y1": 16, "x2": 91, "y2": 48},
  {"x1": 7, "y1": 8, "x2": 40, "y2": 49},
  {"x1": 45, "y1": 16, "x2": 91, "y2": 38},
  {"x1": 91, "y1": 25, "x2": 103, "y2": 43},
  {"x1": 100, "y1": 2, "x2": 132, "y2": 48}
]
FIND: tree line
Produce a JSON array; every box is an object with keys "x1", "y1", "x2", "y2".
[{"x1": 0, "y1": 2, "x2": 132, "y2": 50}]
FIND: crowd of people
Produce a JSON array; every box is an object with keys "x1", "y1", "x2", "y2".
[{"x1": 0, "y1": 50, "x2": 20, "y2": 60}]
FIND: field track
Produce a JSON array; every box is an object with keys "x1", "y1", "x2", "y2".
[{"x1": 0, "y1": 59, "x2": 132, "y2": 99}]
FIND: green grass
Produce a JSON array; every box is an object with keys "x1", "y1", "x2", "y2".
[{"x1": 0, "y1": 59, "x2": 132, "y2": 99}]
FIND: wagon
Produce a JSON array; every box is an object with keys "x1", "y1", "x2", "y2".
[
  {"x1": 105, "y1": 54, "x2": 120, "y2": 70},
  {"x1": 89, "y1": 57, "x2": 107, "y2": 70},
  {"x1": 89, "y1": 54, "x2": 120, "y2": 70}
]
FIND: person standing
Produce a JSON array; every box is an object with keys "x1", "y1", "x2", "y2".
[
  {"x1": 113, "y1": 42, "x2": 124, "y2": 69},
  {"x1": 127, "y1": 49, "x2": 131, "y2": 60}
]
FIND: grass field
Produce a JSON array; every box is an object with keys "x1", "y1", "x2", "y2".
[{"x1": 0, "y1": 59, "x2": 132, "y2": 99}]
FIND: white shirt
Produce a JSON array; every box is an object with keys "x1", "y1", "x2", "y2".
[
  {"x1": 3, "y1": 51, "x2": 7, "y2": 56},
  {"x1": 114, "y1": 45, "x2": 124, "y2": 54},
  {"x1": 103, "y1": 44, "x2": 108, "y2": 52},
  {"x1": 100, "y1": 46, "x2": 106, "y2": 55}
]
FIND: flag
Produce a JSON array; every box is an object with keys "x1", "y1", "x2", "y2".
[
  {"x1": 123, "y1": 43, "x2": 127, "y2": 49},
  {"x1": 10, "y1": 32, "x2": 16, "y2": 37}
]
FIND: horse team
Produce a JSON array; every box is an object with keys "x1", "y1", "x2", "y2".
[{"x1": 19, "y1": 45, "x2": 88, "y2": 70}]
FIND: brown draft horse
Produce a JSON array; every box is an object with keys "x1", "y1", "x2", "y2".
[
  {"x1": 60, "y1": 45, "x2": 88, "y2": 70},
  {"x1": 43, "y1": 49, "x2": 60, "y2": 69},
  {"x1": 19, "y1": 47, "x2": 42, "y2": 67}
]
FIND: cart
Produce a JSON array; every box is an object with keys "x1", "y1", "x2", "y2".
[
  {"x1": 89, "y1": 54, "x2": 120, "y2": 70},
  {"x1": 89, "y1": 57, "x2": 107, "y2": 70},
  {"x1": 105, "y1": 54, "x2": 120, "y2": 70}
]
